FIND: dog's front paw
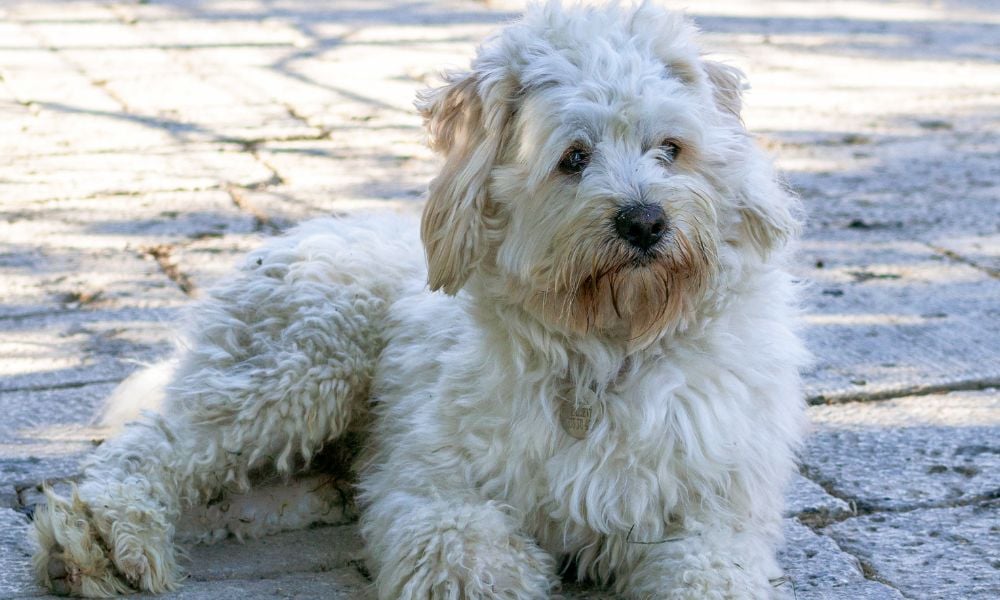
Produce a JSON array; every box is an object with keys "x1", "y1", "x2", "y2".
[
  {"x1": 667, "y1": 562, "x2": 775, "y2": 600},
  {"x1": 629, "y1": 563, "x2": 776, "y2": 600},
  {"x1": 31, "y1": 488, "x2": 179, "y2": 597},
  {"x1": 623, "y1": 536, "x2": 784, "y2": 600},
  {"x1": 371, "y1": 501, "x2": 555, "y2": 600}
]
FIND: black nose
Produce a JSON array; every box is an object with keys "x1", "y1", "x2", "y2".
[{"x1": 614, "y1": 204, "x2": 667, "y2": 251}]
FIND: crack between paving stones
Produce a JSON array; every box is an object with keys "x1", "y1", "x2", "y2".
[
  {"x1": 283, "y1": 102, "x2": 334, "y2": 139},
  {"x1": 348, "y1": 558, "x2": 373, "y2": 583},
  {"x1": 140, "y1": 244, "x2": 196, "y2": 297},
  {"x1": 808, "y1": 375, "x2": 1000, "y2": 406},
  {"x1": 12, "y1": 172, "x2": 290, "y2": 204},
  {"x1": 925, "y1": 242, "x2": 1000, "y2": 279},
  {"x1": 854, "y1": 553, "x2": 910, "y2": 598},
  {"x1": 5, "y1": 135, "x2": 266, "y2": 157},
  {"x1": 226, "y1": 184, "x2": 284, "y2": 233},
  {"x1": 17, "y1": 185, "x2": 229, "y2": 205},
  {"x1": 0, "y1": 377, "x2": 124, "y2": 394},
  {"x1": 106, "y1": 1, "x2": 139, "y2": 27},
  {"x1": 798, "y1": 464, "x2": 1000, "y2": 528},
  {"x1": 0, "y1": 305, "x2": 177, "y2": 324},
  {"x1": 219, "y1": 132, "x2": 333, "y2": 146},
  {"x1": 0, "y1": 308, "x2": 79, "y2": 322},
  {"x1": 232, "y1": 141, "x2": 288, "y2": 190}
]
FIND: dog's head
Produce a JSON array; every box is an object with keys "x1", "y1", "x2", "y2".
[{"x1": 419, "y1": 2, "x2": 797, "y2": 346}]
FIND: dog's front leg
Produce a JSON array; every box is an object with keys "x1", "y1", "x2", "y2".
[
  {"x1": 361, "y1": 490, "x2": 556, "y2": 600},
  {"x1": 616, "y1": 524, "x2": 786, "y2": 600}
]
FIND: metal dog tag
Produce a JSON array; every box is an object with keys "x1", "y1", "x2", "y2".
[{"x1": 560, "y1": 401, "x2": 592, "y2": 439}]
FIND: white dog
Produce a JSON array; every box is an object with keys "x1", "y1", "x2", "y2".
[{"x1": 31, "y1": 2, "x2": 806, "y2": 598}]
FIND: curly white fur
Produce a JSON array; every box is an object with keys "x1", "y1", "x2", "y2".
[{"x1": 31, "y1": 3, "x2": 807, "y2": 599}]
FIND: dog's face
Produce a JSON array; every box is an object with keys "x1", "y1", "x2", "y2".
[{"x1": 419, "y1": 3, "x2": 797, "y2": 346}]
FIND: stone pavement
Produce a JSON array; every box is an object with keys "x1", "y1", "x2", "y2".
[{"x1": 1, "y1": 0, "x2": 997, "y2": 598}]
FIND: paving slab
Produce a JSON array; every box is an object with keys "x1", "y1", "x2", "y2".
[
  {"x1": 0, "y1": 101, "x2": 181, "y2": 157},
  {"x1": 0, "y1": 384, "x2": 115, "y2": 492},
  {"x1": 0, "y1": 189, "x2": 260, "y2": 318},
  {"x1": 0, "y1": 508, "x2": 43, "y2": 598},
  {"x1": 254, "y1": 140, "x2": 435, "y2": 200},
  {"x1": 146, "y1": 570, "x2": 372, "y2": 600},
  {"x1": 802, "y1": 389, "x2": 1000, "y2": 511},
  {"x1": 0, "y1": 383, "x2": 117, "y2": 438},
  {"x1": 826, "y1": 502, "x2": 1000, "y2": 600},
  {"x1": 780, "y1": 129, "x2": 1000, "y2": 240},
  {"x1": 796, "y1": 241, "x2": 1000, "y2": 402},
  {"x1": 0, "y1": 145, "x2": 273, "y2": 203},
  {"x1": 182, "y1": 525, "x2": 365, "y2": 582},
  {"x1": 221, "y1": 187, "x2": 421, "y2": 233},
  {"x1": 778, "y1": 518, "x2": 903, "y2": 600}
]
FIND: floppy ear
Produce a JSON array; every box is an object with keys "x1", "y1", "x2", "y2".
[
  {"x1": 417, "y1": 71, "x2": 510, "y2": 295},
  {"x1": 701, "y1": 59, "x2": 745, "y2": 118},
  {"x1": 739, "y1": 179, "x2": 800, "y2": 256},
  {"x1": 729, "y1": 146, "x2": 800, "y2": 257},
  {"x1": 699, "y1": 60, "x2": 799, "y2": 254}
]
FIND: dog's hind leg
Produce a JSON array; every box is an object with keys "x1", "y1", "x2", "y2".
[{"x1": 32, "y1": 217, "x2": 417, "y2": 596}]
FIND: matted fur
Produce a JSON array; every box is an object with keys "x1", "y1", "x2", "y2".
[{"x1": 31, "y1": 3, "x2": 806, "y2": 599}]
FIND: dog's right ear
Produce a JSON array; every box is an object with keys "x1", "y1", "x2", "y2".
[{"x1": 417, "y1": 70, "x2": 511, "y2": 295}]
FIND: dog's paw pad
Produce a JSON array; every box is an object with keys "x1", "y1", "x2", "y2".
[
  {"x1": 47, "y1": 556, "x2": 67, "y2": 579},
  {"x1": 46, "y1": 556, "x2": 80, "y2": 596}
]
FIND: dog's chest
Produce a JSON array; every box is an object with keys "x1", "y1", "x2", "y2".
[{"x1": 473, "y1": 378, "x2": 678, "y2": 542}]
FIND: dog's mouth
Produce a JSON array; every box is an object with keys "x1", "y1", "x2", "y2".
[{"x1": 626, "y1": 248, "x2": 662, "y2": 269}]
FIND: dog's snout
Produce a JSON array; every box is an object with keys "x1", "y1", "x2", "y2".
[{"x1": 614, "y1": 204, "x2": 667, "y2": 251}]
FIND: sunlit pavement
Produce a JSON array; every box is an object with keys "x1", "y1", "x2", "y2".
[{"x1": 1, "y1": 1, "x2": 997, "y2": 598}]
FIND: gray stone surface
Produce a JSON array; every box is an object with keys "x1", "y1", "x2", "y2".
[
  {"x1": 0, "y1": 384, "x2": 115, "y2": 493},
  {"x1": 2, "y1": 0, "x2": 998, "y2": 598},
  {"x1": 802, "y1": 390, "x2": 1000, "y2": 511},
  {"x1": 785, "y1": 473, "x2": 853, "y2": 523},
  {"x1": 779, "y1": 519, "x2": 904, "y2": 600},
  {"x1": 797, "y1": 239, "x2": 1000, "y2": 403},
  {"x1": 827, "y1": 502, "x2": 1000, "y2": 600},
  {"x1": 146, "y1": 570, "x2": 372, "y2": 600},
  {"x1": 183, "y1": 526, "x2": 365, "y2": 582},
  {"x1": 0, "y1": 509, "x2": 42, "y2": 598}
]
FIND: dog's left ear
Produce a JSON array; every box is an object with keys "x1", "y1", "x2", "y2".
[
  {"x1": 700, "y1": 60, "x2": 799, "y2": 255},
  {"x1": 637, "y1": 4, "x2": 797, "y2": 256},
  {"x1": 701, "y1": 60, "x2": 744, "y2": 118},
  {"x1": 736, "y1": 171, "x2": 800, "y2": 256},
  {"x1": 417, "y1": 70, "x2": 512, "y2": 295}
]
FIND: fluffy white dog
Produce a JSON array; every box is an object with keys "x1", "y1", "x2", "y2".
[{"x1": 31, "y1": 2, "x2": 807, "y2": 598}]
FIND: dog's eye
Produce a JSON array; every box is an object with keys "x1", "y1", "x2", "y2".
[
  {"x1": 658, "y1": 139, "x2": 681, "y2": 164},
  {"x1": 558, "y1": 147, "x2": 591, "y2": 174}
]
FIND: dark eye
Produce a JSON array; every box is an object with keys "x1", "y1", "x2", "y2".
[
  {"x1": 558, "y1": 146, "x2": 591, "y2": 174},
  {"x1": 659, "y1": 139, "x2": 681, "y2": 163}
]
